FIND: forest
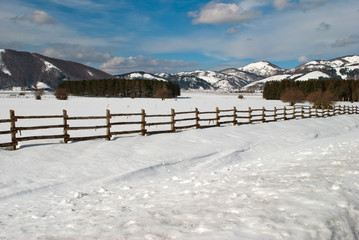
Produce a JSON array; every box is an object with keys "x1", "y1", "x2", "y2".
[
  {"x1": 56, "y1": 78, "x2": 181, "y2": 98},
  {"x1": 263, "y1": 79, "x2": 359, "y2": 102}
]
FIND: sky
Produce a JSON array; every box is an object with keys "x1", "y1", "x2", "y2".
[{"x1": 0, "y1": 0, "x2": 359, "y2": 74}]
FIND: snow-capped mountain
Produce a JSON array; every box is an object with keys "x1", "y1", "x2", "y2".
[
  {"x1": 0, "y1": 49, "x2": 112, "y2": 90},
  {"x1": 118, "y1": 69, "x2": 261, "y2": 92},
  {"x1": 238, "y1": 61, "x2": 285, "y2": 77},
  {"x1": 244, "y1": 55, "x2": 359, "y2": 91}
]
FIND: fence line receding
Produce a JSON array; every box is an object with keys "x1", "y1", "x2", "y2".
[{"x1": 0, "y1": 105, "x2": 358, "y2": 150}]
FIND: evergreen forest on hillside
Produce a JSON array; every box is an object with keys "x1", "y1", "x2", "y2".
[
  {"x1": 57, "y1": 79, "x2": 181, "y2": 98},
  {"x1": 263, "y1": 79, "x2": 359, "y2": 102}
]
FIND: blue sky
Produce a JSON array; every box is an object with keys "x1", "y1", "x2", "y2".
[{"x1": 1, "y1": 0, "x2": 359, "y2": 74}]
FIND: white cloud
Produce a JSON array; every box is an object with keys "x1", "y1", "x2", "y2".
[
  {"x1": 298, "y1": 56, "x2": 309, "y2": 62},
  {"x1": 299, "y1": 0, "x2": 332, "y2": 10},
  {"x1": 100, "y1": 56, "x2": 197, "y2": 74},
  {"x1": 42, "y1": 44, "x2": 112, "y2": 64},
  {"x1": 331, "y1": 35, "x2": 359, "y2": 48},
  {"x1": 189, "y1": 1, "x2": 261, "y2": 25},
  {"x1": 11, "y1": 10, "x2": 57, "y2": 25},
  {"x1": 273, "y1": 0, "x2": 293, "y2": 11}
]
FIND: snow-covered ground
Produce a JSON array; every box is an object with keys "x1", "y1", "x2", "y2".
[{"x1": 1, "y1": 92, "x2": 359, "y2": 239}]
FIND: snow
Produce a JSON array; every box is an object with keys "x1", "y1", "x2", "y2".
[
  {"x1": 295, "y1": 71, "x2": 329, "y2": 81},
  {"x1": 1, "y1": 92, "x2": 359, "y2": 239},
  {"x1": 42, "y1": 60, "x2": 59, "y2": 72},
  {"x1": 343, "y1": 55, "x2": 359, "y2": 65},
  {"x1": 0, "y1": 49, "x2": 11, "y2": 76},
  {"x1": 35, "y1": 81, "x2": 51, "y2": 89},
  {"x1": 239, "y1": 61, "x2": 282, "y2": 77}
]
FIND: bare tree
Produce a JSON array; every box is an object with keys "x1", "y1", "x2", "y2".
[
  {"x1": 33, "y1": 88, "x2": 45, "y2": 100},
  {"x1": 54, "y1": 88, "x2": 69, "y2": 100},
  {"x1": 280, "y1": 88, "x2": 305, "y2": 106},
  {"x1": 306, "y1": 90, "x2": 337, "y2": 108}
]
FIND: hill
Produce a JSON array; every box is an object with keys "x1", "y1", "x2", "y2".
[{"x1": 0, "y1": 49, "x2": 113, "y2": 89}]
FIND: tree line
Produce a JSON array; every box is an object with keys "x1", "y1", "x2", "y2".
[
  {"x1": 263, "y1": 79, "x2": 359, "y2": 102},
  {"x1": 56, "y1": 78, "x2": 181, "y2": 98}
]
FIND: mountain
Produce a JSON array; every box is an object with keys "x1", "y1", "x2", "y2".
[
  {"x1": 238, "y1": 61, "x2": 285, "y2": 77},
  {"x1": 0, "y1": 49, "x2": 113, "y2": 89},
  {"x1": 2, "y1": 48, "x2": 358, "y2": 92},
  {"x1": 117, "y1": 69, "x2": 262, "y2": 92},
  {"x1": 243, "y1": 55, "x2": 359, "y2": 91}
]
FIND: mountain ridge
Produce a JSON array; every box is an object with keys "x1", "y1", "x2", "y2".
[
  {"x1": 1, "y1": 48, "x2": 359, "y2": 91},
  {"x1": 0, "y1": 49, "x2": 112, "y2": 89}
]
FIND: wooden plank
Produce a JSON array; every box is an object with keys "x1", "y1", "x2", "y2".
[
  {"x1": 68, "y1": 125, "x2": 107, "y2": 130},
  {"x1": 16, "y1": 124, "x2": 65, "y2": 131},
  {"x1": 67, "y1": 116, "x2": 107, "y2": 120},
  {"x1": 219, "y1": 120, "x2": 235, "y2": 125},
  {"x1": 236, "y1": 110, "x2": 249, "y2": 113},
  {"x1": 17, "y1": 134, "x2": 66, "y2": 142},
  {"x1": 198, "y1": 111, "x2": 216, "y2": 114},
  {"x1": 251, "y1": 119, "x2": 263, "y2": 122},
  {"x1": 0, "y1": 142, "x2": 13, "y2": 148},
  {"x1": 147, "y1": 130, "x2": 174, "y2": 135},
  {"x1": 0, "y1": 130, "x2": 12, "y2": 135},
  {"x1": 219, "y1": 109, "x2": 233, "y2": 113},
  {"x1": 146, "y1": 121, "x2": 172, "y2": 126},
  {"x1": 146, "y1": 114, "x2": 171, "y2": 117},
  {"x1": 175, "y1": 111, "x2": 196, "y2": 115},
  {"x1": 250, "y1": 108, "x2": 263, "y2": 111},
  {"x1": 16, "y1": 115, "x2": 63, "y2": 119},
  {"x1": 251, "y1": 114, "x2": 263, "y2": 117},
  {"x1": 237, "y1": 121, "x2": 251, "y2": 125},
  {"x1": 69, "y1": 135, "x2": 108, "y2": 141},
  {"x1": 0, "y1": 119, "x2": 11, "y2": 123},
  {"x1": 111, "y1": 121, "x2": 142, "y2": 126},
  {"x1": 111, "y1": 130, "x2": 142, "y2": 135},
  {"x1": 111, "y1": 113, "x2": 142, "y2": 117}
]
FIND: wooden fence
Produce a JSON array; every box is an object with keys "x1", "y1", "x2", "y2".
[{"x1": 0, "y1": 105, "x2": 358, "y2": 150}]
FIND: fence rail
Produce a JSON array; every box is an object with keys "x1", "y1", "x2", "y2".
[{"x1": 0, "y1": 105, "x2": 358, "y2": 150}]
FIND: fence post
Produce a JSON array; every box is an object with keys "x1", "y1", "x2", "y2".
[
  {"x1": 106, "y1": 109, "x2": 111, "y2": 140},
  {"x1": 216, "y1": 107, "x2": 220, "y2": 126},
  {"x1": 233, "y1": 106, "x2": 237, "y2": 126},
  {"x1": 315, "y1": 107, "x2": 318, "y2": 118},
  {"x1": 356, "y1": 106, "x2": 358, "y2": 114},
  {"x1": 10, "y1": 110, "x2": 17, "y2": 150},
  {"x1": 248, "y1": 107, "x2": 252, "y2": 124},
  {"x1": 301, "y1": 106, "x2": 304, "y2": 119},
  {"x1": 195, "y1": 108, "x2": 199, "y2": 129},
  {"x1": 262, "y1": 107, "x2": 265, "y2": 123},
  {"x1": 292, "y1": 105, "x2": 295, "y2": 119},
  {"x1": 283, "y1": 106, "x2": 287, "y2": 120},
  {"x1": 308, "y1": 106, "x2": 311, "y2": 118},
  {"x1": 321, "y1": 107, "x2": 324, "y2": 118},
  {"x1": 171, "y1": 109, "x2": 175, "y2": 132},
  {"x1": 141, "y1": 109, "x2": 146, "y2": 136},
  {"x1": 63, "y1": 109, "x2": 69, "y2": 143},
  {"x1": 274, "y1": 107, "x2": 277, "y2": 121},
  {"x1": 327, "y1": 106, "x2": 330, "y2": 117}
]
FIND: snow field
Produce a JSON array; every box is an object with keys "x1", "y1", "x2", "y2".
[{"x1": 0, "y1": 92, "x2": 359, "y2": 239}]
